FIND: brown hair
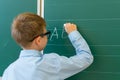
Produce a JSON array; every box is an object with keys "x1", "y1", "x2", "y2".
[{"x1": 11, "y1": 12, "x2": 46, "y2": 48}]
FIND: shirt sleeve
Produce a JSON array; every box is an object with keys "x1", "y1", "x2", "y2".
[{"x1": 57, "y1": 30, "x2": 94, "y2": 79}]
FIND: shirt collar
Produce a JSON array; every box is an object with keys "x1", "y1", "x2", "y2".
[{"x1": 19, "y1": 50, "x2": 43, "y2": 58}]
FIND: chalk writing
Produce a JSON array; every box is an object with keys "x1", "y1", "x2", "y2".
[
  {"x1": 49, "y1": 27, "x2": 68, "y2": 41},
  {"x1": 50, "y1": 27, "x2": 58, "y2": 40}
]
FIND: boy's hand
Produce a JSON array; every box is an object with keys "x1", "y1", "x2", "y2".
[{"x1": 64, "y1": 23, "x2": 77, "y2": 34}]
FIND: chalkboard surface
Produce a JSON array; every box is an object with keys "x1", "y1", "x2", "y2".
[
  {"x1": 44, "y1": 0, "x2": 120, "y2": 80},
  {"x1": 0, "y1": 0, "x2": 37, "y2": 76}
]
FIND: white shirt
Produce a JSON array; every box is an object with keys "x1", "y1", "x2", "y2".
[{"x1": 2, "y1": 31, "x2": 93, "y2": 80}]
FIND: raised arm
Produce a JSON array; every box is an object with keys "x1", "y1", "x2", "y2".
[{"x1": 57, "y1": 23, "x2": 94, "y2": 79}]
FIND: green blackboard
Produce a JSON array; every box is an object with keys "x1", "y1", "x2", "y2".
[
  {"x1": 0, "y1": 0, "x2": 37, "y2": 76},
  {"x1": 44, "y1": 0, "x2": 120, "y2": 80}
]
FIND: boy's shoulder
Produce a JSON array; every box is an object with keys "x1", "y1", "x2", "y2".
[
  {"x1": 43, "y1": 53, "x2": 69, "y2": 62},
  {"x1": 43, "y1": 53, "x2": 60, "y2": 58},
  {"x1": 3, "y1": 60, "x2": 17, "y2": 74}
]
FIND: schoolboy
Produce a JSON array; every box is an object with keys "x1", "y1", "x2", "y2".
[{"x1": 2, "y1": 12, "x2": 93, "y2": 80}]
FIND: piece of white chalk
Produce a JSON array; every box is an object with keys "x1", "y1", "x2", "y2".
[{"x1": 64, "y1": 24, "x2": 66, "y2": 26}]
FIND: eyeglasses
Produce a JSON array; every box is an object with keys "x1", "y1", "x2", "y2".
[
  {"x1": 29, "y1": 31, "x2": 51, "y2": 42},
  {"x1": 40, "y1": 31, "x2": 51, "y2": 38}
]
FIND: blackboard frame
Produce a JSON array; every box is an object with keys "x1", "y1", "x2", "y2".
[{"x1": 37, "y1": 0, "x2": 44, "y2": 17}]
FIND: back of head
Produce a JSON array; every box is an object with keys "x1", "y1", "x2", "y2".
[{"x1": 11, "y1": 12, "x2": 46, "y2": 48}]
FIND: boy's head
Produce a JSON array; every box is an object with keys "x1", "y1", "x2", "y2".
[{"x1": 11, "y1": 12, "x2": 48, "y2": 50}]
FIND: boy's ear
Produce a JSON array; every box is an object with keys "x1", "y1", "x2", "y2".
[{"x1": 34, "y1": 36, "x2": 41, "y2": 45}]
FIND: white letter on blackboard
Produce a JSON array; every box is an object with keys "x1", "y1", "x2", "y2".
[
  {"x1": 61, "y1": 26, "x2": 67, "y2": 39},
  {"x1": 50, "y1": 27, "x2": 58, "y2": 40}
]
